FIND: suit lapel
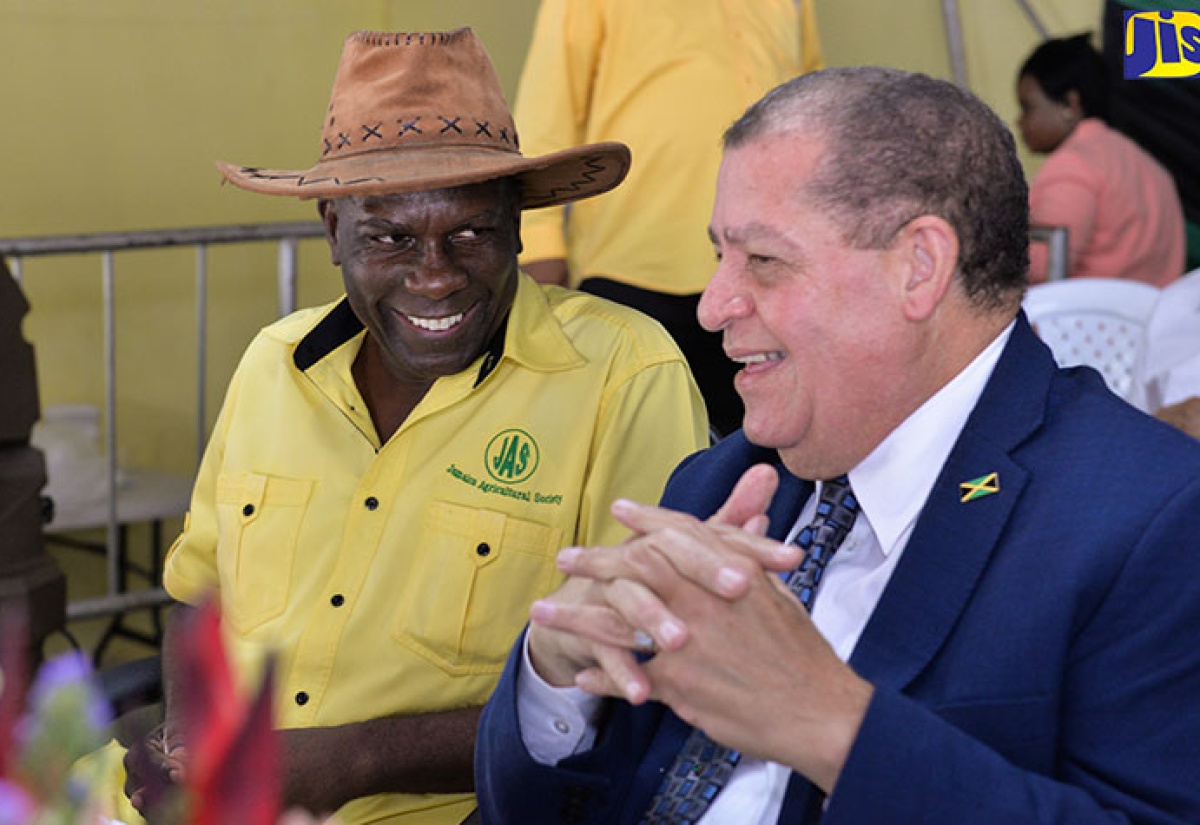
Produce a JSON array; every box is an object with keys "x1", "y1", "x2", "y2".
[
  {"x1": 849, "y1": 442, "x2": 1027, "y2": 690},
  {"x1": 848, "y1": 314, "x2": 1051, "y2": 693},
  {"x1": 768, "y1": 461, "x2": 812, "y2": 540}
]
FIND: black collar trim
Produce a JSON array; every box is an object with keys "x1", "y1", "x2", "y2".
[
  {"x1": 474, "y1": 314, "x2": 509, "y2": 387},
  {"x1": 293, "y1": 299, "x2": 364, "y2": 371}
]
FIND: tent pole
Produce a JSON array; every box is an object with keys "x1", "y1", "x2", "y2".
[
  {"x1": 941, "y1": 0, "x2": 969, "y2": 87},
  {"x1": 1013, "y1": 0, "x2": 1050, "y2": 39}
]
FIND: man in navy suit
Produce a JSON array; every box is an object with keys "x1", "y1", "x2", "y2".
[{"x1": 475, "y1": 67, "x2": 1200, "y2": 824}]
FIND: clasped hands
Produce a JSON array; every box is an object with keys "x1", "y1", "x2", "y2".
[
  {"x1": 527, "y1": 464, "x2": 873, "y2": 792},
  {"x1": 124, "y1": 721, "x2": 187, "y2": 819}
]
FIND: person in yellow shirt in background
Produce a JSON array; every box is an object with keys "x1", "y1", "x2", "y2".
[
  {"x1": 117, "y1": 28, "x2": 707, "y2": 825},
  {"x1": 515, "y1": 0, "x2": 822, "y2": 437}
]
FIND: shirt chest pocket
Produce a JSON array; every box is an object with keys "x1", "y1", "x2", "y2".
[
  {"x1": 215, "y1": 472, "x2": 315, "y2": 634},
  {"x1": 393, "y1": 501, "x2": 565, "y2": 676}
]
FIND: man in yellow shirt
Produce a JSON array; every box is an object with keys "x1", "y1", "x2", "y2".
[
  {"x1": 122, "y1": 28, "x2": 707, "y2": 824},
  {"x1": 515, "y1": 0, "x2": 822, "y2": 436}
]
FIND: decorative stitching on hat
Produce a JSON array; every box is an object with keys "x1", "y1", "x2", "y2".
[
  {"x1": 237, "y1": 168, "x2": 386, "y2": 188},
  {"x1": 323, "y1": 113, "x2": 518, "y2": 158},
  {"x1": 352, "y1": 30, "x2": 458, "y2": 48},
  {"x1": 526, "y1": 155, "x2": 612, "y2": 205}
]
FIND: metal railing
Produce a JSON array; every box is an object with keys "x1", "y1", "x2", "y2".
[
  {"x1": 1030, "y1": 225, "x2": 1069, "y2": 282},
  {"x1": 0, "y1": 222, "x2": 326, "y2": 623}
]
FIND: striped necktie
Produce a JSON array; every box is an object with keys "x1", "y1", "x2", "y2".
[{"x1": 640, "y1": 476, "x2": 859, "y2": 825}]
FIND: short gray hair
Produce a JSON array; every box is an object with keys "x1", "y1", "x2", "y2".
[{"x1": 725, "y1": 67, "x2": 1028, "y2": 312}]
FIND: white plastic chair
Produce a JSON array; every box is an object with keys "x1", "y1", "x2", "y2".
[
  {"x1": 1136, "y1": 267, "x2": 1200, "y2": 411},
  {"x1": 1022, "y1": 278, "x2": 1161, "y2": 402}
]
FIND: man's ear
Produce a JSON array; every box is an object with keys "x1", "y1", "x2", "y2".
[
  {"x1": 317, "y1": 199, "x2": 341, "y2": 266},
  {"x1": 893, "y1": 215, "x2": 959, "y2": 322}
]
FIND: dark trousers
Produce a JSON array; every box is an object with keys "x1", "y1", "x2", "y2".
[{"x1": 579, "y1": 277, "x2": 744, "y2": 437}]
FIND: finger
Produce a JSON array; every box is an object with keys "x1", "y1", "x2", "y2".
[
  {"x1": 743, "y1": 513, "x2": 770, "y2": 536},
  {"x1": 605, "y1": 464, "x2": 778, "y2": 536},
  {"x1": 530, "y1": 597, "x2": 648, "y2": 648},
  {"x1": 555, "y1": 544, "x2": 629, "y2": 583},
  {"x1": 705, "y1": 523, "x2": 802, "y2": 573},
  {"x1": 562, "y1": 519, "x2": 750, "y2": 601},
  {"x1": 608, "y1": 499, "x2": 703, "y2": 542},
  {"x1": 578, "y1": 644, "x2": 652, "y2": 704},
  {"x1": 165, "y1": 750, "x2": 189, "y2": 783},
  {"x1": 709, "y1": 464, "x2": 779, "y2": 528},
  {"x1": 601, "y1": 576, "x2": 688, "y2": 652},
  {"x1": 608, "y1": 502, "x2": 800, "y2": 588},
  {"x1": 532, "y1": 584, "x2": 687, "y2": 654},
  {"x1": 593, "y1": 517, "x2": 799, "y2": 599},
  {"x1": 574, "y1": 666, "x2": 623, "y2": 700},
  {"x1": 557, "y1": 535, "x2": 732, "y2": 601}
]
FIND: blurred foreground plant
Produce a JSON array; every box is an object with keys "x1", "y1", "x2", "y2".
[
  {"x1": 0, "y1": 608, "x2": 111, "y2": 824},
  {"x1": 118, "y1": 598, "x2": 284, "y2": 825},
  {"x1": 0, "y1": 600, "x2": 316, "y2": 825}
]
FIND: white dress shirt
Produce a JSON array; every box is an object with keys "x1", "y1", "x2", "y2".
[{"x1": 516, "y1": 323, "x2": 1015, "y2": 824}]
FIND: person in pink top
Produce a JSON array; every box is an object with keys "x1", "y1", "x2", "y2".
[{"x1": 1017, "y1": 33, "x2": 1185, "y2": 286}]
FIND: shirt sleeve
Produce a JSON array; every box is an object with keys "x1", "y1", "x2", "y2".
[
  {"x1": 576, "y1": 354, "x2": 709, "y2": 549},
  {"x1": 516, "y1": 632, "x2": 604, "y2": 764},
  {"x1": 161, "y1": 355, "x2": 244, "y2": 604},
  {"x1": 513, "y1": 0, "x2": 603, "y2": 265}
]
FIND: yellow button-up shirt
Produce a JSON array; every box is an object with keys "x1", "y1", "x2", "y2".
[
  {"x1": 164, "y1": 275, "x2": 707, "y2": 823},
  {"x1": 515, "y1": 0, "x2": 821, "y2": 294}
]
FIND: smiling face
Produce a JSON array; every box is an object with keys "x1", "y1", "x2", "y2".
[
  {"x1": 321, "y1": 180, "x2": 521, "y2": 390},
  {"x1": 698, "y1": 133, "x2": 921, "y2": 478}
]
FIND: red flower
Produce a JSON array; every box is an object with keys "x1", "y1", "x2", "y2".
[{"x1": 177, "y1": 598, "x2": 281, "y2": 825}]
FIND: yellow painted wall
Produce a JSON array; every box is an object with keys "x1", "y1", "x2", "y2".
[
  {"x1": 818, "y1": 0, "x2": 1106, "y2": 171},
  {"x1": 2, "y1": 0, "x2": 1105, "y2": 478}
]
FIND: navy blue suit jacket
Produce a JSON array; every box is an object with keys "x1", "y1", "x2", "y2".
[{"x1": 476, "y1": 316, "x2": 1200, "y2": 824}]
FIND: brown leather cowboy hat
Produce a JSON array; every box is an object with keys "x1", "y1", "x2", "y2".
[{"x1": 217, "y1": 28, "x2": 630, "y2": 209}]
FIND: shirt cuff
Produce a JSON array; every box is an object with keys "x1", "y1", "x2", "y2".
[{"x1": 516, "y1": 632, "x2": 603, "y2": 765}]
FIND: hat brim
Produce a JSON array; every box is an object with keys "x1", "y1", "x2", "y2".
[{"x1": 216, "y1": 141, "x2": 630, "y2": 209}]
